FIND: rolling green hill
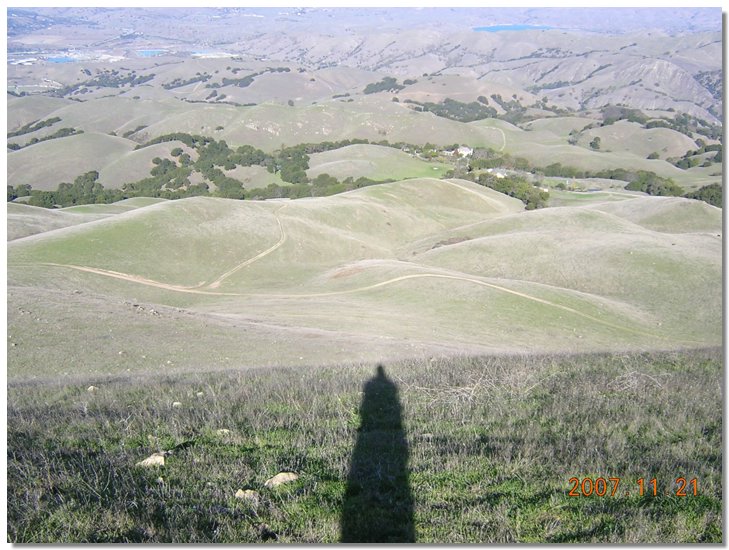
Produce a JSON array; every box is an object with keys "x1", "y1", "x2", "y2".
[
  {"x1": 7, "y1": 132, "x2": 136, "y2": 190},
  {"x1": 7, "y1": 198, "x2": 169, "y2": 241},
  {"x1": 306, "y1": 144, "x2": 449, "y2": 181},
  {"x1": 97, "y1": 141, "x2": 197, "y2": 189},
  {"x1": 7, "y1": 92, "x2": 719, "y2": 193},
  {"x1": 7, "y1": 95, "x2": 74, "y2": 130},
  {"x1": 469, "y1": 118, "x2": 717, "y2": 189},
  {"x1": 8, "y1": 179, "x2": 720, "y2": 380}
]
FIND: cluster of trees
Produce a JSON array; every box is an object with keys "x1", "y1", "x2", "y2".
[
  {"x1": 470, "y1": 149, "x2": 532, "y2": 171},
  {"x1": 7, "y1": 184, "x2": 32, "y2": 201},
  {"x1": 600, "y1": 105, "x2": 648, "y2": 126},
  {"x1": 364, "y1": 77, "x2": 405, "y2": 94},
  {"x1": 684, "y1": 183, "x2": 722, "y2": 207},
  {"x1": 163, "y1": 72, "x2": 212, "y2": 90},
  {"x1": 209, "y1": 67, "x2": 290, "y2": 89},
  {"x1": 406, "y1": 98, "x2": 497, "y2": 123},
  {"x1": 8, "y1": 127, "x2": 83, "y2": 150},
  {"x1": 8, "y1": 117, "x2": 61, "y2": 138},
  {"x1": 670, "y1": 141, "x2": 722, "y2": 169},
  {"x1": 466, "y1": 151, "x2": 720, "y2": 206},
  {"x1": 14, "y1": 171, "x2": 125, "y2": 208},
  {"x1": 130, "y1": 135, "x2": 400, "y2": 198},
  {"x1": 472, "y1": 172, "x2": 548, "y2": 210},
  {"x1": 404, "y1": 95, "x2": 536, "y2": 124},
  {"x1": 489, "y1": 94, "x2": 527, "y2": 124},
  {"x1": 249, "y1": 174, "x2": 393, "y2": 200},
  {"x1": 122, "y1": 125, "x2": 147, "y2": 139},
  {"x1": 645, "y1": 112, "x2": 722, "y2": 141},
  {"x1": 623, "y1": 171, "x2": 684, "y2": 196},
  {"x1": 53, "y1": 70, "x2": 155, "y2": 96}
]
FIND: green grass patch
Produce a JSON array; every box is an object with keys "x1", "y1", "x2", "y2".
[{"x1": 7, "y1": 349, "x2": 722, "y2": 543}]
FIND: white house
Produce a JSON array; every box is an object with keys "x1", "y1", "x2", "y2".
[{"x1": 457, "y1": 146, "x2": 473, "y2": 157}]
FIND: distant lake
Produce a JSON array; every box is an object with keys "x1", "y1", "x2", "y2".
[
  {"x1": 137, "y1": 49, "x2": 166, "y2": 57},
  {"x1": 474, "y1": 24, "x2": 552, "y2": 32},
  {"x1": 47, "y1": 56, "x2": 76, "y2": 63}
]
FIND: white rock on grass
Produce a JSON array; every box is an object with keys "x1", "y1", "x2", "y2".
[
  {"x1": 136, "y1": 452, "x2": 167, "y2": 468},
  {"x1": 172, "y1": 401, "x2": 182, "y2": 408},
  {"x1": 87, "y1": 385, "x2": 98, "y2": 393},
  {"x1": 264, "y1": 472, "x2": 299, "y2": 488},
  {"x1": 235, "y1": 489, "x2": 260, "y2": 505}
]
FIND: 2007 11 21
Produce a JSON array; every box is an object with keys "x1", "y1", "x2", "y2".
[{"x1": 568, "y1": 477, "x2": 698, "y2": 497}]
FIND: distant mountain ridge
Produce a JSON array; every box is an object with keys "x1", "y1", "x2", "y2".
[{"x1": 8, "y1": 8, "x2": 722, "y2": 123}]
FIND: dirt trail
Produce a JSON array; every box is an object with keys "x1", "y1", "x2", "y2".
[
  {"x1": 41, "y1": 263, "x2": 241, "y2": 295},
  {"x1": 494, "y1": 126, "x2": 506, "y2": 152},
  {"x1": 38, "y1": 261, "x2": 687, "y2": 343},
  {"x1": 443, "y1": 178, "x2": 507, "y2": 206},
  {"x1": 207, "y1": 205, "x2": 288, "y2": 289}
]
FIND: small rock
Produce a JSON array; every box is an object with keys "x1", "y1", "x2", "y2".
[
  {"x1": 264, "y1": 472, "x2": 299, "y2": 488},
  {"x1": 172, "y1": 401, "x2": 182, "y2": 408},
  {"x1": 136, "y1": 452, "x2": 166, "y2": 468},
  {"x1": 87, "y1": 385, "x2": 98, "y2": 393},
  {"x1": 216, "y1": 429, "x2": 231, "y2": 436},
  {"x1": 235, "y1": 489, "x2": 260, "y2": 505},
  {"x1": 196, "y1": 391, "x2": 204, "y2": 397}
]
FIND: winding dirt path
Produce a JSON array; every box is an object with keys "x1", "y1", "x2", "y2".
[
  {"x1": 38, "y1": 261, "x2": 683, "y2": 342},
  {"x1": 206, "y1": 205, "x2": 288, "y2": 289},
  {"x1": 480, "y1": 125, "x2": 506, "y2": 152}
]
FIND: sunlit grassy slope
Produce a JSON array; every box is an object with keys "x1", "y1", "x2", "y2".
[
  {"x1": 7, "y1": 198, "x2": 169, "y2": 241},
  {"x1": 7, "y1": 179, "x2": 721, "y2": 380},
  {"x1": 7, "y1": 133, "x2": 136, "y2": 190},
  {"x1": 307, "y1": 144, "x2": 449, "y2": 181}
]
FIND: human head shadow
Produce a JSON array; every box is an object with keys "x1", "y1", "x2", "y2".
[{"x1": 340, "y1": 365, "x2": 415, "y2": 542}]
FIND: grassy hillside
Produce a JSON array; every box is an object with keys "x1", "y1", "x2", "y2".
[
  {"x1": 7, "y1": 132, "x2": 136, "y2": 190},
  {"x1": 7, "y1": 94, "x2": 718, "y2": 193},
  {"x1": 414, "y1": 202, "x2": 720, "y2": 345},
  {"x1": 223, "y1": 165, "x2": 290, "y2": 190},
  {"x1": 583, "y1": 196, "x2": 723, "y2": 234},
  {"x1": 469, "y1": 118, "x2": 717, "y2": 189},
  {"x1": 8, "y1": 180, "x2": 720, "y2": 381},
  {"x1": 307, "y1": 144, "x2": 449, "y2": 181},
  {"x1": 579, "y1": 121, "x2": 697, "y2": 159},
  {"x1": 8, "y1": 198, "x2": 169, "y2": 241},
  {"x1": 7, "y1": 95, "x2": 74, "y2": 130},
  {"x1": 97, "y1": 141, "x2": 197, "y2": 189},
  {"x1": 37, "y1": 95, "x2": 187, "y2": 137},
  {"x1": 137, "y1": 99, "x2": 495, "y2": 152},
  {"x1": 8, "y1": 202, "x2": 107, "y2": 241}
]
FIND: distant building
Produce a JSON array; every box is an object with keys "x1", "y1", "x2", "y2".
[{"x1": 457, "y1": 146, "x2": 473, "y2": 157}]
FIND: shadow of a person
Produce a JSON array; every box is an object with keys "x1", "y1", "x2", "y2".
[{"x1": 341, "y1": 365, "x2": 415, "y2": 542}]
